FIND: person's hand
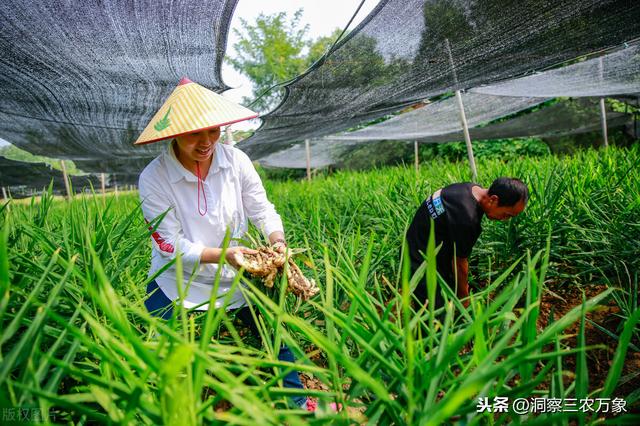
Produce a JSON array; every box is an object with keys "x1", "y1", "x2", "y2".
[
  {"x1": 271, "y1": 240, "x2": 287, "y2": 254},
  {"x1": 225, "y1": 246, "x2": 257, "y2": 269}
]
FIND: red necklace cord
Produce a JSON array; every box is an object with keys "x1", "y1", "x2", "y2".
[{"x1": 195, "y1": 162, "x2": 208, "y2": 216}]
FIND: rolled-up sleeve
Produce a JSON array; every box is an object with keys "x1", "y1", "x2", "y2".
[
  {"x1": 238, "y1": 152, "x2": 284, "y2": 237},
  {"x1": 139, "y1": 172, "x2": 205, "y2": 265}
]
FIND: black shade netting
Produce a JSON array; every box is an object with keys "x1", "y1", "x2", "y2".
[
  {"x1": 0, "y1": 0, "x2": 237, "y2": 161},
  {"x1": 240, "y1": 0, "x2": 640, "y2": 159},
  {"x1": 425, "y1": 98, "x2": 631, "y2": 143},
  {"x1": 106, "y1": 173, "x2": 144, "y2": 187},
  {"x1": 259, "y1": 98, "x2": 631, "y2": 169},
  {"x1": 0, "y1": 155, "x2": 100, "y2": 197},
  {"x1": 74, "y1": 156, "x2": 153, "y2": 186},
  {"x1": 328, "y1": 93, "x2": 546, "y2": 142},
  {"x1": 471, "y1": 42, "x2": 640, "y2": 98}
]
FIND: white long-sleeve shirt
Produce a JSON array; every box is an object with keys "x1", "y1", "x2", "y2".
[{"x1": 138, "y1": 142, "x2": 284, "y2": 311}]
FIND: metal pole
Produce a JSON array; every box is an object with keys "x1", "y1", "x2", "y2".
[
  {"x1": 455, "y1": 90, "x2": 478, "y2": 182},
  {"x1": 599, "y1": 57, "x2": 609, "y2": 147},
  {"x1": 305, "y1": 139, "x2": 311, "y2": 181},
  {"x1": 100, "y1": 173, "x2": 106, "y2": 196},
  {"x1": 225, "y1": 126, "x2": 234, "y2": 146},
  {"x1": 60, "y1": 160, "x2": 71, "y2": 199},
  {"x1": 1, "y1": 187, "x2": 7, "y2": 200},
  {"x1": 414, "y1": 141, "x2": 419, "y2": 172}
]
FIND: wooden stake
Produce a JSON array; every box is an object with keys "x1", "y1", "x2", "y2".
[
  {"x1": 599, "y1": 57, "x2": 609, "y2": 147},
  {"x1": 455, "y1": 90, "x2": 478, "y2": 182},
  {"x1": 225, "y1": 126, "x2": 234, "y2": 145},
  {"x1": 1, "y1": 187, "x2": 8, "y2": 212},
  {"x1": 100, "y1": 173, "x2": 106, "y2": 196},
  {"x1": 60, "y1": 160, "x2": 72, "y2": 199},
  {"x1": 600, "y1": 98, "x2": 609, "y2": 148},
  {"x1": 414, "y1": 141, "x2": 419, "y2": 172},
  {"x1": 305, "y1": 139, "x2": 311, "y2": 181},
  {"x1": 445, "y1": 38, "x2": 477, "y2": 181}
]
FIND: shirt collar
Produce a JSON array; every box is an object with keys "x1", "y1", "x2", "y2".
[
  {"x1": 165, "y1": 141, "x2": 231, "y2": 184},
  {"x1": 210, "y1": 143, "x2": 232, "y2": 174}
]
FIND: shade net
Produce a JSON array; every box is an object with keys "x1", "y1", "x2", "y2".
[
  {"x1": 258, "y1": 98, "x2": 631, "y2": 169},
  {"x1": 259, "y1": 141, "x2": 355, "y2": 169},
  {"x1": 471, "y1": 43, "x2": 640, "y2": 98},
  {"x1": 241, "y1": 0, "x2": 640, "y2": 159},
  {"x1": 422, "y1": 98, "x2": 631, "y2": 143},
  {"x1": 74, "y1": 157, "x2": 153, "y2": 176},
  {"x1": 0, "y1": 0, "x2": 236, "y2": 164},
  {"x1": 74, "y1": 157, "x2": 153, "y2": 187},
  {"x1": 329, "y1": 93, "x2": 547, "y2": 141},
  {"x1": 0, "y1": 156, "x2": 99, "y2": 197}
]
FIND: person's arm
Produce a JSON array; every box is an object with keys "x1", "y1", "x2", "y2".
[
  {"x1": 201, "y1": 246, "x2": 258, "y2": 268},
  {"x1": 139, "y1": 175, "x2": 206, "y2": 267},
  {"x1": 453, "y1": 257, "x2": 470, "y2": 301},
  {"x1": 139, "y1": 173, "x2": 255, "y2": 269},
  {"x1": 447, "y1": 220, "x2": 475, "y2": 307},
  {"x1": 238, "y1": 151, "x2": 286, "y2": 247},
  {"x1": 452, "y1": 256, "x2": 470, "y2": 308}
]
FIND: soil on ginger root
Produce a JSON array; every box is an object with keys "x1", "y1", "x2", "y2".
[{"x1": 537, "y1": 282, "x2": 640, "y2": 403}]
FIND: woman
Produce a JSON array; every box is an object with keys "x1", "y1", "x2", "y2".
[{"x1": 135, "y1": 77, "x2": 308, "y2": 408}]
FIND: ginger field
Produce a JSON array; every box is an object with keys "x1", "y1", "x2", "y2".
[{"x1": 1, "y1": 146, "x2": 639, "y2": 425}]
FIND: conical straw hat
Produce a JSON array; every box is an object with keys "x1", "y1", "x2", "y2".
[{"x1": 134, "y1": 77, "x2": 258, "y2": 145}]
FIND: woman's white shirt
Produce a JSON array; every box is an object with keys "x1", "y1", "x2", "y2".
[{"x1": 138, "y1": 143, "x2": 283, "y2": 311}]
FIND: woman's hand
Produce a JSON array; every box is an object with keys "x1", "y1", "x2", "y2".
[
  {"x1": 225, "y1": 246, "x2": 258, "y2": 269},
  {"x1": 271, "y1": 240, "x2": 287, "y2": 254}
]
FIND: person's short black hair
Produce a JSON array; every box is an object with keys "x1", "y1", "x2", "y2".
[{"x1": 488, "y1": 177, "x2": 529, "y2": 206}]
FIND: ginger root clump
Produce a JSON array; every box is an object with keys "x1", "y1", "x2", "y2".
[{"x1": 236, "y1": 247, "x2": 319, "y2": 300}]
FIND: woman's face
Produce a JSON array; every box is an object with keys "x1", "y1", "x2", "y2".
[{"x1": 175, "y1": 127, "x2": 221, "y2": 163}]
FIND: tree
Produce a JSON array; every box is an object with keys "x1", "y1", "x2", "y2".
[
  {"x1": 228, "y1": 9, "x2": 343, "y2": 113},
  {"x1": 228, "y1": 9, "x2": 311, "y2": 112},
  {"x1": 308, "y1": 28, "x2": 344, "y2": 65}
]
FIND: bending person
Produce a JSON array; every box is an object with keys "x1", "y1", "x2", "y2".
[{"x1": 406, "y1": 178, "x2": 528, "y2": 309}]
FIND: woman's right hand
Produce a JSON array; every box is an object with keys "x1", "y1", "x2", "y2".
[{"x1": 225, "y1": 246, "x2": 258, "y2": 269}]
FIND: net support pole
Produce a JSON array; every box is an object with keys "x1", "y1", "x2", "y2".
[
  {"x1": 414, "y1": 141, "x2": 419, "y2": 172},
  {"x1": 100, "y1": 173, "x2": 106, "y2": 196},
  {"x1": 305, "y1": 139, "x2": 311, "y2": 181},
  {"x1": 225, "y1": 126, "x2": 234, "y2": 146},
  {"x1": 455, "y1": 90, "x2": 478, "y2": 181},
  {"x1": 2, "y1": 187, "x2": 8, "y2": 207},
  {"x1": 599, "y1": 98, "x2": 609, "y2": 147},
  {"x1": 445, "y1": 38, "x2": 477, "y2": 181},
  {"x1": 598, "y1": 57, "x2": 609, "y2": 148},
  {"x1": 2, "y1": 187, "x2": 10, "y2": 212},
  {"x1": 60, "y1": 160, "x2": 71, "y2": 199}
]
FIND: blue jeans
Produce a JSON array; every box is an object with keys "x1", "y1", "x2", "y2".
[{"x1": 144, "y1": 281, "x2": 307, "y2": 407}]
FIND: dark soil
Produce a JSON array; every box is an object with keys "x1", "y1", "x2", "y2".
[{"x1": 538, "y1": 281, "x2": 640, "y2": 400}]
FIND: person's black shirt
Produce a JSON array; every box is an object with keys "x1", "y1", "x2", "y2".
[{"x1": 405, "y1": 183, "x2": 484, "y2": 306}]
